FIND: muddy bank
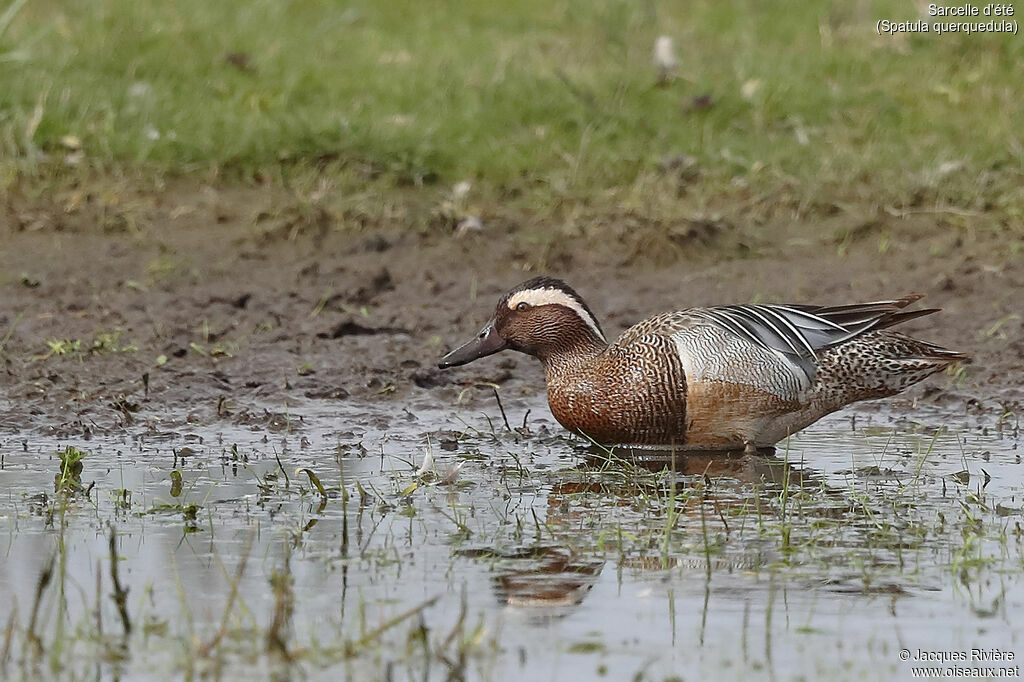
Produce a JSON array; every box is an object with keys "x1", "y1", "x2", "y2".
[{"x1": 1, "y1": 181, "x2": 1022, "y2": 436}]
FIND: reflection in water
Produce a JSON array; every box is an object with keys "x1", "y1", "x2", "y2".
[
  {"x1": 566, "y1": 448, "x2": 833, "y2": 512},
  {"x1": 469, "y1": 448, "x2": 835, "y2": 618},
  {"x1": 585, "y1": 446, "x2": 792, "y2": 481},
  {"x1": 458, "y1": 546, "x2": 604, "y2": 612},
  {"x1": 1, "y1": 399, "x2": 1022, "y2": 681}
]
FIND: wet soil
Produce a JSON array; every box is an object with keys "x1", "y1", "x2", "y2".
[{"x1": 1, "y1": 181, "x2": 1021, "y2": 436}]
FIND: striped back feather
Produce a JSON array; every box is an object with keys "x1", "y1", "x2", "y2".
[{"x1": 689, "y1": 294, "x2": 939, "y2": 380}]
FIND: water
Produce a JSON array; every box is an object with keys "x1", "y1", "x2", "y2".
[{"x1": 1, "y1": 392, "x2": 1021, "y2": 680}]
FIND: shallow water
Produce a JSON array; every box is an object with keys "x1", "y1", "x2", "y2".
[{"x1": 1, "y1": 392, "x2": 1022, "y2": 681}]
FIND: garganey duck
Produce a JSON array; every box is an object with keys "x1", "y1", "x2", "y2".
[{"x1": 438, "y1": 278, "x2": 966, "y2": 451}]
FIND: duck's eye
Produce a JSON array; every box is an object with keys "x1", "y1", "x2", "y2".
[{"x1": 516, "y1": 302, "x2": 531, "y2": 312}]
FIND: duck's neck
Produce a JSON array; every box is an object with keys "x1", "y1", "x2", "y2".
[{"x1": 538, "y1": 335, "x2": 608, "y2": 378}]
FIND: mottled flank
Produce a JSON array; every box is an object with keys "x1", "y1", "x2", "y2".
[
  {"x1": 750, "y1": 330, "x2": 964, "y2": 446},
  {"x1": 440, "y1": 279, "x2": 967, "y2": 450}
]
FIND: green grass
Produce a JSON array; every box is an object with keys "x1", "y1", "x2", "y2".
[{"x1": 1, "y1": 0, "x2": 1023, "y2": 221}]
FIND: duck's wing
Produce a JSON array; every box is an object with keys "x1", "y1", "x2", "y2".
[
  {"x1": 687, "y1": 295, "x2": 938, "y2": 382},
  {"x1": 613, "y1": 296, "x2": 939, "y2": 400}
]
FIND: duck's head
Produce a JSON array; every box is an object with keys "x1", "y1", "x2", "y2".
[{"x1": 438, "y1": 277, "x2": 606, "y2": 369}]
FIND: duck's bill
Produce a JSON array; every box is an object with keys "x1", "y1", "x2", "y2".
[{"x1": 438, "y1": 321, "x2": 508, "y2": 369}]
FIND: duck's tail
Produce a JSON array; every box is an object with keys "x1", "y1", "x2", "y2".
[{"x1": 817, "y1": 330, "x2": 967, "y2": 404}]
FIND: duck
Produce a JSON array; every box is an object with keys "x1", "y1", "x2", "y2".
[{"x1": 438, "y1": 277, "x2": 966, "y2": 451}]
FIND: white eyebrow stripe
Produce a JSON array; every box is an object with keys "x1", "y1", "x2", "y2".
[{"x1": 507, "y1": 289, "x2": 606, "y2": 341}]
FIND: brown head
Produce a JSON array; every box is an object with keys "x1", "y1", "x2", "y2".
[{"x1": 438, "y1": 277, "x2": 608, "y2": 369}]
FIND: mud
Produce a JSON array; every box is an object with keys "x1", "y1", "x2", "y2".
[{"x1": 1, "y1": 181, "x2": 1021, "y2": 437}]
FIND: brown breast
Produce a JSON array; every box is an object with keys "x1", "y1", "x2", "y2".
[{"x1": 544, "y1": 337, "x2": 688, "y2": 446}]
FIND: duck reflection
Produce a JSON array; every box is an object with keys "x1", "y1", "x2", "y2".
[
  {"x1": 467, "y1": 448, "x2": 831, "y2": 616},
  {"x1": 458, "y1": 545, "x2": 603, "y2": 612},
  {"x1": 555, "y1": 446, "x2": 829, "y2": 508}
]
